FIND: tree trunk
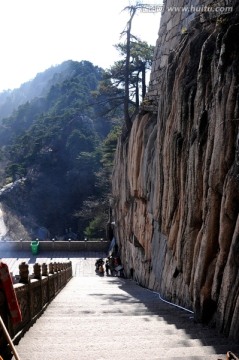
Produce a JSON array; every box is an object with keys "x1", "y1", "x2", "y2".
[
  {"x1": 135, "y1": 72, "x2": 140, "y2": 110},
  {"x1": 124, "y1": 7, "x2": 136, "y2": 132},
  {"x1": 141, "y1": 63, "x2": 146, "y2": 100}
]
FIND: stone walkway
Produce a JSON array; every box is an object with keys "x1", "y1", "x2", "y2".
[
  {"x1": 13, "y1": 256, "x2": 239, "y2": 360},
  {"x1": 2, "y1": 249, "x2": 106, "y2": 277}
]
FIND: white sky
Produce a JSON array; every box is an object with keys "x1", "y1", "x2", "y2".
[{"x1": 0, "y1": 0, "x2": 161, "y2": 92}]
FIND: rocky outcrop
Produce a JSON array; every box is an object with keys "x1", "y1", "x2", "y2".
[
  {"x1": 112, "y1": 0, "x2": 239, "y2": 342},
  {"x1": 0, "y1": 179, "x2": 37, "y2": 241}
]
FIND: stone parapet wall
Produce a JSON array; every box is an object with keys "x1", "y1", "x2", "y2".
[
  {"x1": 0, "y1": 240, "x2": 110, "y2": 253},
  {"x1": 9, "y1": 261, "x2": 72, "y2": 343}
]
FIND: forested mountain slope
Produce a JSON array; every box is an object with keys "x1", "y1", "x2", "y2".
[{"x1": 0, "y1": 60, "x2": 120, "y2": 240}]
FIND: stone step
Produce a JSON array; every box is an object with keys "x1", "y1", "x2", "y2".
[
  {"x1": 28, "y1": 318, "x2": 230, "y2": 343},
  {"x1": 16, "y1": 352, "x2": 228, "y2": 360},
  {"x1": 24, "y1": 327, "x2": 230, "y2": 343},
  {"x1": 15, "y1": 346, "x2": 230, "y2": 360},
  {"x1": 14, "y1": 258, "x2": 239, "y2": 360},
  {"x1": 17, "y1": 334, "x2": 234, "y2": 350}
]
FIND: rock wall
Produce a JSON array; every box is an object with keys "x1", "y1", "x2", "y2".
[{"x1": 112, "y1": 0, "x2": 239, "y2": 342}]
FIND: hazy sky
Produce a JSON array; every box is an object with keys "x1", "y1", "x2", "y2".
[{"x1": 0, "y1": 0, "x2": 161, "y2": 92}]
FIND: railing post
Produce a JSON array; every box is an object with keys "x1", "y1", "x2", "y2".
[
  {"x1": 66, "y1": 261, "x2": 72, "y2": 280},
  {"x1": 41, "y1": 263, "x2": 49, "y2": 306},
  {"x1": 48, "y1": 262, "x2": 54, "y2": 300},
  {"x1": 62, "y1": 263, "x2": 66, "y2": 285},
  {"x1": 42, "y1": 263, "x2": 48, "y2": 277},
  {"x1": 33, "y1": 263, "x2": 41, "y2": 280},
  {"x1": 32, "y1": 263, "x2": 43, "y2": 316},
  {"x1": 52, "y1": 262, "x2": 58, "y2": 294},
  {"x1": 48, "y1": 263, "x2": 53, "y2": 274},
  {"x1": 19, "y1": 262, "x2": 29, "y2": 284}
]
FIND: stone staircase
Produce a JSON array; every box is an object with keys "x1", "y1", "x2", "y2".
[{"x1": 15, "y1": 258, "x2": 239, "y2": 360}]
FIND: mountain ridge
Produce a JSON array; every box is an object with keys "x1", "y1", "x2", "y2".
[{"x1": 0, "y1": 60, "x2": 96, "y2": 121}]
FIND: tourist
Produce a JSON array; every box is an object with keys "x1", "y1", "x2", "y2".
[{"x1": 105, "y1": 260, "x2": 110, "y2": 276}]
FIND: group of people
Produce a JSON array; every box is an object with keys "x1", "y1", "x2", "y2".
[{"x1": 95, "y1": 256, "x2": 124, "y2": 277}]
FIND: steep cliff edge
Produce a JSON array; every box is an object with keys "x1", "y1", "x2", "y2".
[{"x1": 112, "y1": 1, "x2": 239, "y2": 342}]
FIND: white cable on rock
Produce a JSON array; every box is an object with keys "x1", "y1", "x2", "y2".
[{"x1": 153, "y1": 291, "x2": 194, "y2": 314}]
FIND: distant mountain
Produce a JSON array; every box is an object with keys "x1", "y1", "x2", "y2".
[
  {"x1": 0, "y1": 60, "x2": 121, "y2": 240},
  {"x1": 0, "y1": 60, "x2": 89, "y2": 121}
]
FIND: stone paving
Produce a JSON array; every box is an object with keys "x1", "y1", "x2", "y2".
[{"x1": 4, "y1": 251, "x2": 237, "y2": 360}]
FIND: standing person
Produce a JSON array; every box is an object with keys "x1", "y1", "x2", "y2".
[
  {"x1": 105, "y1": 260, "x2": 110, "y2": 276},
  {"x1": 108, "y1": 257, "x2": 114, "y2": 276},
  {"x1": 0, "y1": 260, "x2": 22, "y2": 360},
  {"x1": 98, "y1": 262, "x2": 105, "y2": 275}
]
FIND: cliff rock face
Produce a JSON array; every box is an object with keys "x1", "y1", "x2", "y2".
[{"x1": 112, "y1": 0, "x2": 239, "y2": 341}]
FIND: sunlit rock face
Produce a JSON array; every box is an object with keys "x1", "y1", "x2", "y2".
[{"x1": 112, "y1": 0, "x2": 239, "y2": 342}]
